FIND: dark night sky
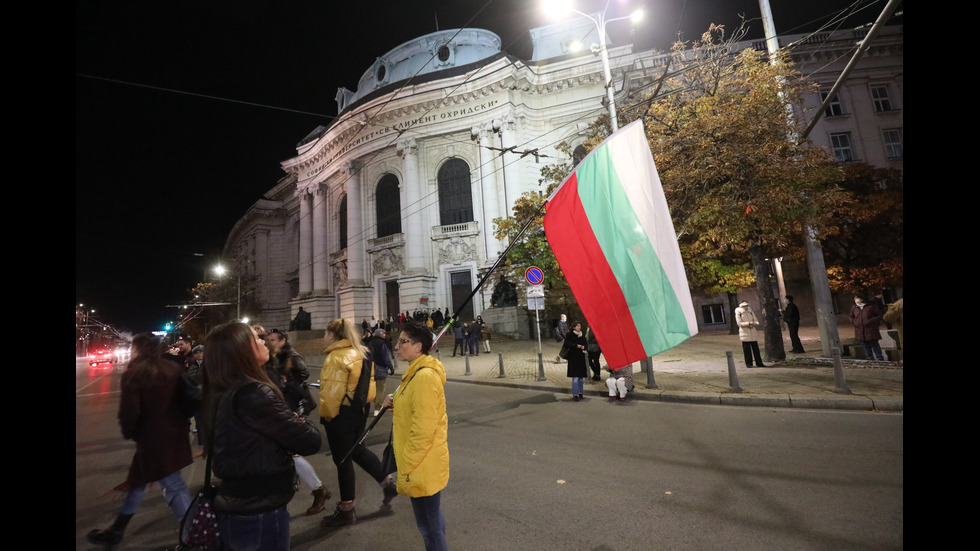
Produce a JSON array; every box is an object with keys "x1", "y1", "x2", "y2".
[{"x1": 75, "y1": 0, "x2": 897, "y2": 333}]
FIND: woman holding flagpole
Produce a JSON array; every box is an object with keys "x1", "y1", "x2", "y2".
[{"x1": 564, "y1": 321, "x2": 589, "y2": 401}]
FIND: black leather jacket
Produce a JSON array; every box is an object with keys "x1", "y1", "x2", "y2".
[{"x1": 211, "y1": 381, "x2": 321, "y2": 513}]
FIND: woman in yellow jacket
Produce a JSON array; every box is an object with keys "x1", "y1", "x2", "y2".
[
  {"x1": 318, "y1": 318, "x2": 397, "y2": 526},
  {"x1": 383, "y1": 321, "x2": 449, "y2": 551}
]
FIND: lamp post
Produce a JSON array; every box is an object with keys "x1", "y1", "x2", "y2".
[
  {"x1": 213, "y1": 264, "x2": 241, "y2": 321},
  {"x1": 545, "y1": 1, "x2": 643, "y2": 133}
]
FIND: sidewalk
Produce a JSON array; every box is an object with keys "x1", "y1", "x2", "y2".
[{"x1": 306, "y1": 326, "x2": 902, "y2": 412}]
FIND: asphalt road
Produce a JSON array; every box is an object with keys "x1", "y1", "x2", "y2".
[{"x1": 76, "y1": 360, "x2": 903, "y2": 550}]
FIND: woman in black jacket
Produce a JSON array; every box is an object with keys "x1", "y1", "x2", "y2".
[
  {"x1": 564, "y1": 321, "x2": 589, "y2": 401},
  {"x1": 202, "y1": 322, "x2": 322, "y2": 551}
]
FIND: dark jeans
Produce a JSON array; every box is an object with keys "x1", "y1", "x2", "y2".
[
  {"x1": 588, "y1": 351, "x2": 601, "y2": 379},
  {"x1": 861, "y1": 340, "x2": 884, "y2": 361},
  {"x1": 453, "y1": 338, "x2": 465, "y2": 356},
  {"x1": 468, "y1": 338, "x2": 479, "y2": 355},
  {"x1": 741, "y1": 341, "x2": 764, "y2": 367},
  {"x1": 411, "y1": 491, "x2": 448, "y2": 551},
  {"x1": 321, "y1": 405, "x2": 385, "y2": 502},
  {"x1": 787, "y1": 321, "x2": 804, "y2": 352},
  {"x1": 218, "y1": 505, "x2": 290, "y2": 551}
]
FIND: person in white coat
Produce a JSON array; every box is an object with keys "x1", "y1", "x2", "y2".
[{"x1": 734, "y1": 301, "x2": 766, "y2": 367}]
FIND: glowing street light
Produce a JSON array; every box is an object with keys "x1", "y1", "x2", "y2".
[{"x1": 544, "y1": 0, "x2": 644, "y2": 132}]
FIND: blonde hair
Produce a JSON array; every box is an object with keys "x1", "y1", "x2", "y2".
[{"x1": 326, "y1": 318, "x2": 367, "y2": 358}]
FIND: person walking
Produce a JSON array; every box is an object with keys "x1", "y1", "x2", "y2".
[
  {"x1": 850, "y1": 295, "x2": 885, "y2": 361},
  {"x1": 782, "y1": 295, "x2": 805, "y2": 353},
  {"x1": 202, "y1": 322, "x2": 322, "y2": 551},
  {"x1": 734, "y1": 301, "x2": 766, "y2": 367},
  {"x1": 382, "y1": 322, "x2": 450, "y2": 551},
  {"x1": 554, "y1": 314, "x2": 570, "y2": 362},
  {"x1": 585, "y1": 326, "x2": 602, "y2": 382},
  {"x1": 266, "y1": 328, "x2": 332, "y2": 516},
  {"x1": 368, "y1": 328, "x2": 394, "y2": 416},
  {"x1": 318, "y1": 318, "x2": 398, "y2": 526},
  {"x1": 86, "y1": 333, "x2": 194, "y2": 550},
  {"x1": 564, "y1": 321, "x2": 589, "y2": 400}
]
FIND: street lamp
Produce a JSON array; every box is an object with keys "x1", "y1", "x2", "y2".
[
  {"x1": 544, "y1": 0, "x2": 643, "y2": 132},
  {"x1": 213, "y1": 263, "x2": 241, "y2": 321}
]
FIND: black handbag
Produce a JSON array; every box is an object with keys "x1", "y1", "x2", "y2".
[
  {"x1": 180, "y1": 454, "x2": 222, "y2": 550},
  {"x1": 381, "y1": 429, "x2": 397, "y2": 476}
]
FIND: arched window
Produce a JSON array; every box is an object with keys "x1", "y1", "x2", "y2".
[
  {"x1": 437, "y1": 158, "x2": 473, "y2": 226},
  {"x1": 338, "y1": 194, "x2": 348, "y2": 249},
  {"x1": 376, "y1": 174, "x2": 401, "y2": 237}
]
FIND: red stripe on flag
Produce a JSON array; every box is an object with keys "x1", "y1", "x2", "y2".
[{"x1": 544, "y1": 173, "x2": 647, "y2": 367}]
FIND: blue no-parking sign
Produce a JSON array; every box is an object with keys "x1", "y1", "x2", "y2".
[{"x1": 525, "y1": 266, "x2": 544, "y2": 285}]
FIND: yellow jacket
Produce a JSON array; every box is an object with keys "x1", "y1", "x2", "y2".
[
  {"x1": 318, "y1": 339, "x2": 375, "y2": 421},
  {"x1": 391, "y1": 353, "x2": 449, "y2": 498}
]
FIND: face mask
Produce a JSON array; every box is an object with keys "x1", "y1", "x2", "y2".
[{"x1": 855, "y1": 299, "x2": 864, "y2": 305}]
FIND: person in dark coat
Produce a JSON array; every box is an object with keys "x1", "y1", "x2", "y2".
[
  {"x1": 87, "y1": 333, "x2": 193, "y2": 549},
  {"x1": 850, "y1": 295, "x2": 885, "y2": 360},
  {"x1": 782, "y1": 295, "x2": 805, "y2": 353},
  {"x1": 204, "y1": 322, "x2": 322, "y2": 549},
  {"x1": 452, "y1": 322, "x2": 467, "y2": 357},
  {"x1": 564, "y1": 321, "x2": 588, "y2": 401},
  {"x1": 586, "y1": 326, "x2": 602, "y2": 381}
]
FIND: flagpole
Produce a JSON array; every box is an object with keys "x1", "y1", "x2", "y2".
[{"x1": 431, "y1": 212, "x2": 541, "y2": 349}]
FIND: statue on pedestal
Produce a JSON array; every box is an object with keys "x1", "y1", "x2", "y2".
[{"x1": 490, "y1": 276, "x2": 518, "y2": 307}]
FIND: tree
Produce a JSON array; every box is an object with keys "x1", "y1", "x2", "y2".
[
  {"x1": 680, "y1": 242, "x2": 754, "y2": 335},
  {"x1": 636, "y1": 24, "x2": 848, "y2": 361},
  {"x1": 820, "y1": 162, "x2": 903, "y2": 296}
]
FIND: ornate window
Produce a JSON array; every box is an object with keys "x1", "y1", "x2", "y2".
[
  {"x1": 437, "y1": 158, "x2": 473, "y2": 226},
  {"x1": 376, "y1": 174, "x2": 402, "y2": 237}
]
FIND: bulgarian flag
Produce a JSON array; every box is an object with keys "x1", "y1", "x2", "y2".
[{"x1": 543, "y1": 120, "x2": 698, "y2": 368}]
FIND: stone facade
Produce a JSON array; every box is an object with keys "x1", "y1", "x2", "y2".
[{"x1": 222, "y1": 21, "x2": 903, "y2": 335}]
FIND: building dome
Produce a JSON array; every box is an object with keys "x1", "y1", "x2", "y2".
[{"x1": 336, "y1": 28, "x2": 502, "y2": 113}]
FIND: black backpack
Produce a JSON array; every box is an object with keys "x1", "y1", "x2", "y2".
[{"x1": 344, "y1": 358, "x2": 374, "y2": 415}]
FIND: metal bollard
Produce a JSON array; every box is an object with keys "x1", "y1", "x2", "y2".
[
  {"x1": 831, "y1": 347, "x2": 852, "y2": 394},
  {"x1": 464, "y1": 354, "x2": 472, "y2": 376},
  {"x1": 725, "y1": 351, "x2": 743, "y2": 393},
  {"x1": 641, "y1": 357, "x2": 658, "y2": 389},
  {"x1": 497, "y1": 352, "x2": 506, "y2": 378},
  {"x1": 537, "y1": 353, "x2": 547, "y2": 381}
]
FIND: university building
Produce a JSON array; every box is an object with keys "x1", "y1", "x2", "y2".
[{"x1": 222, "y1": 19, "x2": 902, "y2": 337}]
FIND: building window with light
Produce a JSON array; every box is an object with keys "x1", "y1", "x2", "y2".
[
  {"x1": 870, "y1": 85, "x2": 892, "y2": 112},
  {"x1": 830, "y1": 132, "x2": 855, "y2": 163},
  {"x1": 437, "y1": 158, "x2": 473, "y2": 226},
  {"x1": 821, "y1": 90, "x2": 844, "y2": 117},
  {"x1": 376, "y1": 174, "x2": 402, "y2": 237},
  {"x1": 882, "y1": 128, "x2": 903, "y2": 158}
]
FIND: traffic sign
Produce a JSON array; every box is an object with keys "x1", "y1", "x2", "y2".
[{"x1": 525, "y1": 266, "x2": 544, "y2": 285}]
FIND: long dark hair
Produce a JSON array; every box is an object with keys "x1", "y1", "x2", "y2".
[
  {"x1": 200, "y1": 322, "x2": 281, "y2": 450},
  {"x1": 125, "y1": 332, "x2": 166, "y2": 386}
]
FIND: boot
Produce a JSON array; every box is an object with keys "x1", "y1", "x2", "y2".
[
  {"x1": 87, "y1": 513, "x2": 133, "y2": 547},
  {"x1": 320, "y1": 501, "x2": 356, "y2": 527},
  {"x1": 307, "y1": 486, "x2": 331, "y2": 516},
  {"x1": 381, "y1": 474, "x2": 398, "y2": 505}
]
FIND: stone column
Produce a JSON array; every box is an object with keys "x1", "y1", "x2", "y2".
[
  {"x1": 297, "y1": 187, "x2": 313, "y2": 296},
  {"x1": 397, "y1": 138, "x2": 424, "y2": 273},
  {"x1": 345, "y1": 160, "x2": 365, "y2": 286},
  {"x1": 312, "y1": 184, "x2": 329, "y2": 293},
  {"x1": 472, "y1": 123, "x2": 503, "y2": 260}
]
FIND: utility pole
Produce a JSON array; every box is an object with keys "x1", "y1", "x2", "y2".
[{"x1": 758, "y1": 0, "x2": 841, "y2": 356}]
